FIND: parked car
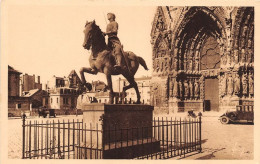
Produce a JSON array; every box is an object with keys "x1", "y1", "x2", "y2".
[
  {"x1": 38, "y1": 107, "x2": 56, "y2": 118},
  {"x1": 219, "y1": 105, "x2": 254, "y2": 124},
  {"x1": 38, "y1": 107, "x2": 48, "y2": 118}
]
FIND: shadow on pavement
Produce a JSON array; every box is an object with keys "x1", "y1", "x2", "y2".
[{"x1": 196, "y1": 148, "x2": 226, "y2": 160}]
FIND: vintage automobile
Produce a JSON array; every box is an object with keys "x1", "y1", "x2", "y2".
[
  {"x1": 38, "y1": 107, "x2": 56, "y2": 118},
  {"x1": 219, "y1": 105, "x2": 254, "y2": 124}
]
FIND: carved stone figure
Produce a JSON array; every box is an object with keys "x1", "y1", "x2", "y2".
[
  {"x1": 248, "y1": 72, "x2": 254, "y2": 97},
  {"x1": 241, "y1": 49, "x2": 246, "y2": 63},
  {"x1": 234, "y1": 74, "x2": 240, "y2": 95},
  {"x1": 222, "y1": 54, "x2": 227, "y2": 65},
  {"x1": 179, "y1": 81, "x2": 183, "y2": 99},
  {"x1": 220, "y1": 74, "x2": 227, "y2": 97},
  {"x1": 184, "y1": 80, "x2": 189, "y2": 99},
  {"x1": 188, "y1": 59, "x2": 193, "y2": 71},
  {"x1": 173, "y1": 78, "x2": 178, "y2": 97},
  {"x1": 227, "y1": 74, "x2": 233, "y2": 95},
  {"x1": 242, "y1": 73, "x2": 248, "y2": 96},
  {"x1": 234, "y1": 50, "x2": 239, "y2": 64},
  {"x1": 156, "y1": 15, "x2": 165, "y2": 31},
  {"x1": 169, "y1": 78, "x2": 173, "y2": 97},
  {"x1": 189, "y1": 79, "x2": 194, "y2": 99},
  {"x1": 247, "y1": 49, "x2": 253, "y2": 63},
  {"x1": 194, "y1": 79, "x2": 200, "y2": 99},
  {"x1": 194, "y1": 60, "x2": 199, "y2": 71}
]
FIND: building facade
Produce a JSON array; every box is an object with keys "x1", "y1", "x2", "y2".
[
  {"x1": 115, "y1": 76, "x2": 151, "y2": 104},
  {"x1": 150, "y1": 7, "x2": 254, "y2": 113},
  {"x1": 21, "y1": 74, "x2": 42, "y2": 95},
  {"x1": 8, "y1": 66, "x2": 44, "y2": 116},
  {"x1": 8, "y1": 66, "x2": 21, "y2": 97},
  {"x1": 44, "y1": 70, "x2": 82, "y2": 111}
]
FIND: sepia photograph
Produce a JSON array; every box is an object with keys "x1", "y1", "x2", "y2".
[{"x1": 1, "y1": 0, "x2": 259, "y2": 163}]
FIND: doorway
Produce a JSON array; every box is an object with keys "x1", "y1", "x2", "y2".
[{"x1": 204, "y1": 78, "x2": 219, "y2": 111}]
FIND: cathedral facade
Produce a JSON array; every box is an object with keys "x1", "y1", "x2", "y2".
[{"x1": 150, "y1": 7, "x2": 254, "y2": 113}]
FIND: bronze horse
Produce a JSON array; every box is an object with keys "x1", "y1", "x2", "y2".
[{"x1": 80, "y1": 20, "x2": 149, "y2": 104}]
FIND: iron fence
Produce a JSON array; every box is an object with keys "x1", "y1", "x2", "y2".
[{"x1": 22, "y1": 116, "x2": 201, "y2": 159}]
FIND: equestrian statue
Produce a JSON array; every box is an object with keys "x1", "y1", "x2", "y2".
[{"x1": 80, "y1": 13, "x2": 149, "y2": 104}]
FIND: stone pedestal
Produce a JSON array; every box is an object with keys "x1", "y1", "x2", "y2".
[{"x1": 81, "y1": 103, "x2": 160, "y2": 159}]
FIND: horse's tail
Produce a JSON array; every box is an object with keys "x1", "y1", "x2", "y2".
[{"x1": 138, "y1": 56, "x2": 149, "y2": 71}]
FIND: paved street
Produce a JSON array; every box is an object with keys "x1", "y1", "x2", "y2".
[
  {"x1": 155, "y1": 112, "x2": 254, "y2": 160},
  {"x1": 8, "y1": 113, "x2": 253, "y2": 159}
]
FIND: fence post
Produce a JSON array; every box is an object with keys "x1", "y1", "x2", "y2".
[
  {"x1": 100, "y1": 114, "x2": 105, "y2": 159},
  {"x1": 198, "y1": 112, "x2": 202, "y2": 153},
  {"x1": 22, "y1": 114, "x2": 26, "y2": 159}
]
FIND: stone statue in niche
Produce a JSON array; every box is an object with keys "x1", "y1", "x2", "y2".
[
  {"x1": 179, "y1": 81, "x2": 183, "y2": 99},
  {"x1": 222, "y1": 53, "x2": 227, "y2": 66},
  {"x1": 248, "y1": 72, "x2": 254, "y2": 97},
  {"x1": 165, "y1": 58, "x2": 169, "y2": 71},
  {"x1": 155, "y1": 59, "x2": 160, "y2": 72},
  {"x1": 234, "y1": 50, "x2": 239, "y2": 64},
  {"x1": 184, "y1": 80, "x2": 189, "y2": 100},
  {"x1": 165, "y1": 31, "x2": 172, "y2": 48},
  {"x1": 175, "y1": 37, "x2": 180, "y2": 47},
  {"x1": 234, "y1": 73, "x2": 241, "y2": 96},
  {"x1": 242, "y1": 73, "x2": 248, "y2": 96},
  {"x1": 248, "y1": 38, "x2": 252, "y2": 48},
  {"x1": 156, "y1": 15, "x2": 165, "y2": 31},
  {"x1": 188, "y1": 59, "x2": 193, "y2": 71},
  {"x1": 189, "y1": 79, "x2": 194, "y2": 99},
  {"x1": 194, "y1": 60, "x2": 199, "y2": 71},
  {"x1": 195, "y1": 50, "x2": 199, "y2": 59},
  {"x1": 220, "y1": 74, "x2": 227, "y2": 97},
  {"x1": 247, "y1": 49, "x2": 253, "y2": 63},
  {"x1": 241, "y1": 49, "x2": 246, "y2": 63},
  {"x1": 160, "y1": 61, "x2": 164, "y2": 72},
  {"x1": 226, "y1": 51, "x2": 230, "y2": 65},
  {"x1": 242, "y1": 26, "x2": 248, "y2": 38},
  {"x1": 173, "y1": 79, "x2": 178, "y2": 97},
  {"x1": 227, "y1": 74, "x2": 234, "y2": 96},
  {"x1": 194, "y1": 79, "x2": 200, "y2": 99},
  {"x1": 169, "y1": 78, "x2": 173, "y2": 97},
  {"x1": 174, "y1": 57, "x2": 178, "y2": 71}
]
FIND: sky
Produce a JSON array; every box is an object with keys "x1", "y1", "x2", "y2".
[{"x1": 6, "y1": 5, "x2": 157, "y2": 85}]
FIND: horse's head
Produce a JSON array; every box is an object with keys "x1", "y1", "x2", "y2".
[
  {"x1": 83, "y1": 20, "x2": 96, "y2": 50},
  {"x1": 83, "y1": 20, "x2": 105, "y2": 50}
]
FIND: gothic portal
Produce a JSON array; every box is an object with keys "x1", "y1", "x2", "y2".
[{"x1": 150, "y1": 7, "x2": 254, "y2": 113}]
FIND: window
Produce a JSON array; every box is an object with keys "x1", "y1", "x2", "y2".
[
  {"x1": 57, "y1": 98, "x2": 59, "y2": 103},
  {"x1": 51, "y1": 98, "x2": 53, "y2": 104},
  {"x1": 45, "y1": 98, "x2": 48, "y2": 104},
  {"x1": 18, "y1": 104, "x2": 21, "y2": 108}
]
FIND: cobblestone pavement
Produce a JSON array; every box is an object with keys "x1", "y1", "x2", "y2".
[{"x1": 8, "y1": 113, "x2": 253, "y2": 160}]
